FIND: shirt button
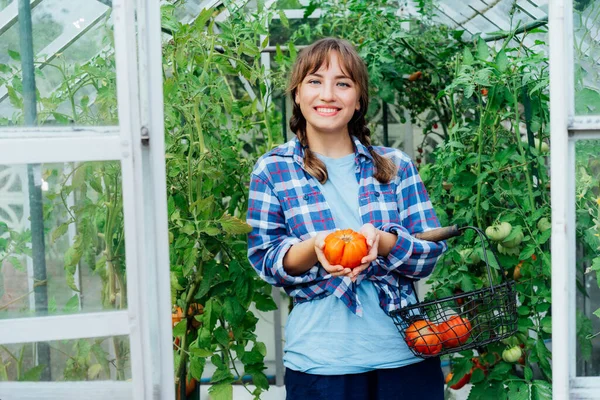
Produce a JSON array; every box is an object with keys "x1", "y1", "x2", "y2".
[
  {"x1": 303, "y1": 194, "x2": 309, "y2": 201},
  {"x1": 374, "y1": 192, "x2": 380, "y2": 197}
]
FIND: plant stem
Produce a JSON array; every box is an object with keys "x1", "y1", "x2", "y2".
[
  {"x1": 511, "y1": 76, "x2": 536, "y2": 211},
  {"x1": 174, "y1": 267, "x2": 204, "y2": 381},
  {"x1": 0, "y1": 280, "x2": 47, "y2": 311},
  {"x1": 475, "y1": 90, "x2": 493, "y2": 229}
]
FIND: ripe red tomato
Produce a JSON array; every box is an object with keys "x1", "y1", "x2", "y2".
[
  {"x1": 408, "y1": 71, "x2": 423, "y2": 81},
  {"x1": 445, "y1": 371, "x2": 471, "y2": 390},
  {"x1": 323, "y1": 229, "x2": 368, "y2": 269},
  {"x1": 176, "y1": 377, "x2": 197, "y2": 400},
  {"x1": 404, "y1": 320, "x2": 442, "y2": 355},
  {"x1": 438, "y1": 316, "x2": 472, "y2": 348}
]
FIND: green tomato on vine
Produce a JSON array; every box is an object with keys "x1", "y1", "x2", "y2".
[
  {"x1": 502, "y1": 345, "x2": 522, "y2": 363},
  {"x1": 485, "y1": 222, "x2": 512, "y2": 242},
  {"x1": 502, "y1": 230, "x2": 524, "y2": 248}
]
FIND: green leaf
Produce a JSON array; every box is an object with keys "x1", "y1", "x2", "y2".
[
  {"x1": 7, "y1": 256, "x2": 24, "y2": 272},
  {"x1": 518, "y1": 245, "x2": 536, "y2": 261},
  {"x1": 65, "y1": 273, "x2": 80, "y2": 292},
  {"x1": 524, "y1": 366, "x2": 533, "y2": 381},
  {"x1": 476, "y1": 37, "x2": 489, "y2": 60},
  {"x1": 181, "y1": 223, "x2": 195, "y2": 235},
  {"x1": 172, "y1": 320, "x2": 187, "y2": 337},
  {"x1": 460, "y1": 274, "x2": 475, "y2": 292},
  {"x1": 199, "y1": 224, "x2": 221, "y2": 236},
  {"x1": 241, "y1": 347, "x2": 264, "y2": 364},
  {"x1": 540, "y1": 316, "x2": 552, "y2": 333},
  {"x1": 210, "y1": 367, "x2": 234, "y2": 384},
  {"x1": 21, "y1": 364, "x2": 46, "y2": 381},
  {"x1": 208, "y1": 383, "x2": 233, "y2": 400},
  {"x1": 63, "y1": 294, "x2": 80, "y2": 313},
  {"x1": 7, "y1": 86, "x2": 22, "y2": 108},
  {"x1": 255, "y1": 341, "x2": 267, "y2": 357},
  {"x1": 251, "y1": 371, "x2": 269, "y2": 390},
  {"x1": 495, "y1": 50, "x2": 508, "y2": 72},
  {"x1": 87, "y1": 363, "x2": 103, "y2": 380},
  {"x1": 531, "y1": 380, "x2": 552, "y2": 400},
  {"x1": 7, "y1": 50, "x2": 20, "y2": 62},
  {"x1": 575, "y1": 88, "x2": 600, "y2": 114},
  {"x1": 303, "y1": 2, "x2": 318, "y2": 18},
  {"x1": 507, "y1": 381, "x2": 530, "y2": 400},
  {"x1": 189, "y1": 355, "x2": 206, "y2": 380},
  {"x1": 254, "y1": 292, "x2": 277, "y2": 311},
  {"x1": 214, "y1": 326, "x2": 230, "y2": 347},
  {"x1": 191, "y1": 346, "x2": 213, "y2": 358},
  {"x1": 194, "y1": 8, "x2": 213, "y2": 29},
  {"x1": 594, "y1": 307, "x2": 600, "y2": 319},
  {"x1": 52, "y1": 223, "x2": 70, "y2": 243},
  {"x1": 223, "y1": 297, "x2": 245, "y2": 326},
  {"x1": 219, "y1": 214, "x2": 252, "y2": 235},
  {"x1": 448, "y1": 358, "x2": 472, "y2": 386},
  {"x1": 488, "y1": 361, "x2": 512, "y2": 380},
  {"x1": 278, "y1": 10, "x2": 289, "y2": 28},
  {"x1": 463, "y1": 48, "x2": 474, "y2": 65},
  {"x1": 470, "y1": 366, "x2": 486, "y2": 383}
]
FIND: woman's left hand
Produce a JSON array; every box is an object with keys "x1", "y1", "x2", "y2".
[{"x1": 349, "y1": 223, "x2": 380, "y2": 282}]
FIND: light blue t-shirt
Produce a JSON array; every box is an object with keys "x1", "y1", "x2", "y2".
[{"x1": 283, "y1": 152, "x2": 422, "y2": 375}]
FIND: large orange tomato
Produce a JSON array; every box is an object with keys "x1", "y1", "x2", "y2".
[
  {"x1": 323, "y1": 229, "x2": 368, "y2": 269},
  {"x1": 438, "y1": 316, "x2": 472, "y2": 348},
  {"x1": 404, "y1": 319, "x2": 442, "y2": 355}
]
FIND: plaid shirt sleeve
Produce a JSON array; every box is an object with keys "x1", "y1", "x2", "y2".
[
  {"x1": 246, "y1": 172, "x2": 321, "y2": 287},
  {"x1": 378, "y1": 158, "x2": 447, "y2": 278}
]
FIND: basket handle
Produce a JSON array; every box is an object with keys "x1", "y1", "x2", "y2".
[{"x1": 414, "y1": 225, "x2": 462, "y2": 242}]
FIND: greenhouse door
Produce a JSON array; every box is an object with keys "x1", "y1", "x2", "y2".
[
  {"x1": 551, "y1": 0, "x2": 600, "y2": 399},
  {"x1": 0, "y1": 0, "x2": 174, "y2": 399}
]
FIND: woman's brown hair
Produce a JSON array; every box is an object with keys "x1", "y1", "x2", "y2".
[{"x1": 288, "y1": 37, "x2": 397, "y2": 184}]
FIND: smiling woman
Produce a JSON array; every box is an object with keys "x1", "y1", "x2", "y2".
[{"x1": 246, "y1": 37, "x2": 447, "y2": 400}]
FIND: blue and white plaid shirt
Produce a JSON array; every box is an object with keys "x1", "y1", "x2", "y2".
[{"x1": 247, "y1": 136, "x2": 447, "y2": 316}]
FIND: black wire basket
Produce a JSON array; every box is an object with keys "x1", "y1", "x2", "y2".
[{"x1": 389, "y1": 226, "x2": 518, "y2": 358}]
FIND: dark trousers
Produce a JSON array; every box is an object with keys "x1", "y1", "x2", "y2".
[{"x1": 285, "y1": 357, "x2": 444, "y2": 400}]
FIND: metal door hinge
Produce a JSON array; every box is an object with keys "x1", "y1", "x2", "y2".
[{"x1": 141, "y1": 126, "x2": 150, "y2": 145}]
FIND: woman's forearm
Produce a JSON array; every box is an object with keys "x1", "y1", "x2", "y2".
[
  {"x1": 282, "y1": 236, "x2": 319, "y2": 276},
  {"x1": 378, "y1": 230, "x2": 398, "y2": 257}
]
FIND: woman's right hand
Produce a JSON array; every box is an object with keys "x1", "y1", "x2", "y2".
[{"x1": 314, "y1": 231, "x2": 353, "y2": 278}]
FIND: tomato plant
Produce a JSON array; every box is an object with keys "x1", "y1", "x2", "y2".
[{"x1": 323, "y1": 229, "x2": 368, "y2": 268}]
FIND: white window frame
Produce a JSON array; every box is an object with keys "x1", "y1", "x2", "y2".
[
  {"x1": 550, "y1": 0, "x2": 600, "y2": 398},
  {"x1": 0, "y1": 0, "x2": 174, "y2": 399}
]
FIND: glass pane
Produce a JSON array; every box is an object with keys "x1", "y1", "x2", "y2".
[
  {"x1": 574, "y1": 1, "x2": 600, "y2": 115},
  {"x1": 575, "y1": 139, "x2": 600, "y2": 376},
  {"x1": 0, "y1": 0, "x2": 14, "y2": 13},
  {"x1": 0, "y1": 0, "x2": 117, "y2": 127},
  {"x1": 0, "y1": 335, "x2": 131, "y2": 381},
  {"x1": 0, "y1": 161, "x2": 126, "y2": 319}
]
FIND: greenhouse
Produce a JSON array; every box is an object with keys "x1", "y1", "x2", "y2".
[{"x1": 0, "y1": 0, "x2": 598, "y2": 399}]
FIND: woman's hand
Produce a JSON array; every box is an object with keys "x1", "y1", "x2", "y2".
[
  {"x1": 348, "y1": 223, "x2": 380, "y2": 281},
  {"x1": 314, "y1": 231, "x2": 353, "y2": 278}
]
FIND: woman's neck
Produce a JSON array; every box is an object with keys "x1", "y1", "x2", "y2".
[{"x1": 305, "y1": 131, "x2": 354, "y2": 158}]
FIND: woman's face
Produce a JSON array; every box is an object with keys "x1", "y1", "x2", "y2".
[{"x1": 295, "y1": 51, "x2": 360, "y2": 138}]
